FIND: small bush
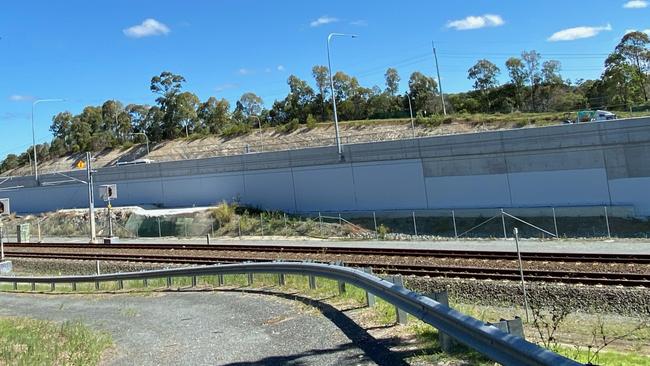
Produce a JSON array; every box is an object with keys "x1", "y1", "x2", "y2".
[
  {"x1": 276, "y1": 118, "x2": 300, "y2": 133},
  {"x1": 306, "y1": 114, "x2": 317, "y2": 129},
  {"x1": 220, "y1": 122, "x2": 251, "y2": 138},
  {"x1": 210, "y1": 201, "x2": 237, "y2": 224},
  {"x1": 377, "y1": 224, "x2": 390, "y2": 239}
]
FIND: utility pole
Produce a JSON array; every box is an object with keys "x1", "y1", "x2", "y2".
[
  {"x1": 86, "y1": 152, "x2": 97, "y2": 243},
  {"x1": 432, "y1": 41, "x2": 447, "y2": 116}
]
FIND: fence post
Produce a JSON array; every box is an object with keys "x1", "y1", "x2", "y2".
[
  {"x1": 72, "y1": 282, "x2": 77, "y2": 292},
  {"x1": 308, "y1": 275, "x2": 316, "y2": 289},
  {"x1": 191, "y1": 276, "x2": 197, "y2": 287},
  {"x1": 217, "y1": 274, "x2": 224, "y2": 286},
  {"x1": 412, "y1": 211, "x2": 418, "y2": 237},
  {"x1": 373, "y1": 212, "x2": 378, "y2": 239},
  {"x1": 284, "y1": 213, "x2": 288, "y2": 230},
  {"x1": 96, "y1": 260, "x2": 100, "y2": 275},
  {"x1": 238, "y1": 219, "x2": 242, "y2": 238},
  {"x1": 318, "y1": 212, "x2": 323, "y2": 237},
  {"x1": 260, "y1": 214, "x2": 264, "y2": 236},
  {"x1": 513, "y1": 228, "x2": 530, "y2": 322},
  {"x1": 604, "y1": 206, "x2": 611, "y2": 238},
  {"x1": 206, "y1": 234, "x2": 211, "y2": 245},
  {"x1": 247, "y1": 273, "x2": 254, "y2": 286},
  {"x1": 452, "y1": 210, "x2": 458, "y2": 239},
  {"x1": 166, "y1": 277, "x2": 172, "y2": 288},
  {"x1": 501, "y1": 209, "x2": 507, "y2": 239},
  {"x1": 278, "y1": 273, "x2": 285, "y2": 286},
  {"x1": 157, "y1": 217, "x2": 162, "y2": 237},
  {"x1": 552, "y1": 207, "x2": 559, "y2": 238},
  {"x1": 118, "y1": 280, "x2": 124, "y2": 290},
  {"x1": 37, "y1": 222, "x2": 42, "y2": 242}
]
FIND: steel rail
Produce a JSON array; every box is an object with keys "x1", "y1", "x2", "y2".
[
  {"x1": 5, "y1": 242, "x2": 650, "y2": 264},
  {"x1": 0, "y1": 262, "x2": 580, "y2": 366},
  {"x1": 6, "y1": 250, "x2": 648, "y2": 287}
]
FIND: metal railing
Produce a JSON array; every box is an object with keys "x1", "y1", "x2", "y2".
[{"x1": 0, "y1": 262, "x2": 580, "y2": 365}]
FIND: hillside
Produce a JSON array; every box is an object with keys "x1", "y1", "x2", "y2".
[{"x1": 0, "y1": 112, "x2": 616, "y2": 177}]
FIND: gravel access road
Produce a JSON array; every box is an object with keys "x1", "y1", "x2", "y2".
[
  {"x1": 0, "y1": 291, "x2": 385, "y2": 366},
  {"x1": 33, "y1": 236, "x2": 650, "y2": 255}
]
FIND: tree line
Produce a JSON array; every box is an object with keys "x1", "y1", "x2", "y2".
[{"x1": 1, "y1": 32, "x2": 648, "y2": 173}]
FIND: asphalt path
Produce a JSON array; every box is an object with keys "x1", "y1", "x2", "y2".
[
  {"x1": 0, "y1": 291, "x2": 391, "y2": 366},
  {"x1": 18, "y1": 236, "x2": 650, "y2": 255}
]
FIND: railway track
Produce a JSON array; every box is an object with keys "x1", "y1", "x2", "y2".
[
  {"x1": 6, "y1": 242, "x2": 650, "y2": 264},
  {"x1": 4, "y1": 242, "x2": 649, "y2": 287}
]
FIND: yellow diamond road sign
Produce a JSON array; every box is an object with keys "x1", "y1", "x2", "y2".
[{"x1": 76, "y1": 160, "x2": 86, "y2": 169}]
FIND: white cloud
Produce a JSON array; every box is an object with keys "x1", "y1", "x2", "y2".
[
  {"x1": 123, "y1": 18, "x2": 170, "y2": 38},
  {"x1": 276, "y1": 65, "x2": 285, "y2": 72},
  {"x1": 310, "y1": 16, "x2": 338, "y2": 27},
  {"x1": 215, "y1": 83, "x2": 238, "y2": 92},
  {"x1": 446, "y1": 14, "x2": 504, "y2": 30},
  {"x1": 623, "y1": 0, "x2": 648, "y2": 8},
  {"x1": 238, "y1": 68, "x2": 251, "y2": 75},
  {"x1": 350, "y1": 20, "x2": 368, "y2": 26},
  {"x1": 8, "y1": 95, "x2": 34, "y2": 102},
  {"x1": 548, "y1": 23, "x2": 612, "y2": 41}
]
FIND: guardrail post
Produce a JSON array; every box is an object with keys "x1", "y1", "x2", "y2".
[
  {"x1": 191, "y1": 276, "x2": 197, "y2": 287},
  {"x1": 426, "y1": 291, "x2": 453, "y2": 352},
  {"x1": 362, "y1": 268, "x2": 376, "y2": 307},
  {"x1": 166, "y1": 277, "x2": 172, "y2": 288},
  {"x1": 118, "y1": 280, "x2": 124, "y2": 290},
  {"x1": 389, "y1": 275, "x2": 408, "y2": 325},
  {"x1": 489, "y1": 317, "x2": 525, "y2": 339},
  {"x1": 278, "y1": 273, "x2": 285, "y2": 286},
  {"x1": 247, "y1": 273, "x2": 253, "y2": 286},
  {"x1": 308, "y1": 275, "x2": 316, "y2": 290}
]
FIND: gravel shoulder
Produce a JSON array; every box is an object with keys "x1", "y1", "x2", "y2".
[{"x1": 0, "y1": 291, "x2": 381, "y2": 366}]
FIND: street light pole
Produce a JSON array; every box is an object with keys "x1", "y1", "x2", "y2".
[
  {"x1": 86, "y1": 151, "x2": 97, "y2": 243},
  {"x1": 128, "y1": 132, "x2": 150, "y2": 155},
  {"x1": 406, "y1": 93, "x2": 415, "y2": 138},
  {"x1": 431, "y1": 42, "x2": 447, "y2": 116},
  {"x1": 32, "y1": 98, "x2": 65, "y2": 182},
  {"x1": 327, "y1": 33, "x2": 357, "y2": 157}
]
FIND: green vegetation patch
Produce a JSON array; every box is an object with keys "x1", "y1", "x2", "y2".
[{"x1": 0, "y1": 317, "x2": 112, "y2": 366}]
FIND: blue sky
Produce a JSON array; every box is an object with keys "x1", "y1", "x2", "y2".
[{"x1": 1, "y1": 0, "x2": 649, "y2": 160}]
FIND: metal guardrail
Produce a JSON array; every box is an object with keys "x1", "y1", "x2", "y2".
[{"x1": 0, "y1": 262, "x2": 580, "y2": 365}]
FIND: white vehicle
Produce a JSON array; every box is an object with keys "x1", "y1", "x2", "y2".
[{"x1": 116, "y1": 159, "x2": 155, "y2": 167}]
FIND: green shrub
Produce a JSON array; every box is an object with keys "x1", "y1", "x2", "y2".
[
  {"x1": 306, "y1": 114, "x2": 317, "y2": 129},
  {"x1": 210, "y1": 201, "x2": 237, "y2": 224},
  {"x1": 275, "y1": 118, "x2": 301, "y2": 133},
  {"x1": 220, "y1": 122, "x2": 251, "y2": 138}
]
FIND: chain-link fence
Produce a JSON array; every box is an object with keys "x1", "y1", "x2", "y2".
[{"x1": 2, "y1": 204, "x2": 648, "y2": 242}]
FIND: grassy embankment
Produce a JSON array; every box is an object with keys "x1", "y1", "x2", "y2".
[{"x1": 0, "y1": 317, "x2": 112, "y2": 365}]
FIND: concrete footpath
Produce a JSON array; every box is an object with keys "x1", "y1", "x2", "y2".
[
  {"x1": 33, "y1": 236, "x2": 650, "y2": 255},
  {"x1": 0, "y1": 292, "x2": 381, "y2": 366}
]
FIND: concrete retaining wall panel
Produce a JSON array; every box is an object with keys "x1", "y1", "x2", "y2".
[
  {"x1": 292, "y1": 164, "x2": 355, "y2": 212},
  {"x1": 351, "y1": 160, "x2": 427, "y2": 210},
  {"x1": 508, "y1": 168, "x2": 610, "y2": 207},
  {"x1": 424, "y1": 174, "x2": 512, "y2": 208},
  {"x1": 608, "y1": 177, "x2": 650, "y2": 216},
  {"x1": 243, "y1": 168, "x2": 296, "y2": 212}
]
